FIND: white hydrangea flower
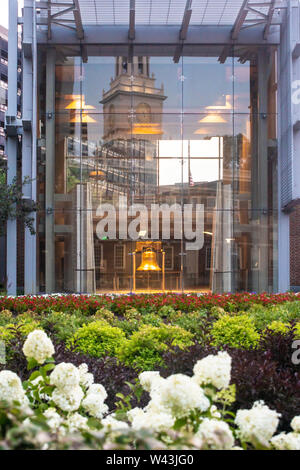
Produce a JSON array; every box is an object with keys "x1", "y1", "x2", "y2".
[
  {"x1": 127, "y1": 406, "x2": 174, "y2": 433},
  {"x1": 52, "y1": 385, "x2": 84, "y2": 412},
  {"x1": 153, "y1": 374, "x2": 210, "y2": 419},
  {"x1": 82, "y1": 393, "x2": 108, "y2": 419},
  {"x1": 127, "y1": 407, "x2": 145, "y2": 423},
  {"x1": 78, "y1": 364, "x2": 94, "y2": 389},
  {"x1": 209, "y1": 405, "x2": 221, "y2": 419},
  {"x1": 23, "y1": 330, "x2": 55, "y2": 365},
  {"x1": 235, "y1": 401, "x2": 281, "y2": 448},
  {"x1": 193, "y1": 351, "x2": 232, "y2": 390},
  {"x1": 87, "y1": 383, "x2": 107, "y2": 401},
  {"x1": 66, "y1": 412, "x2": 89, "y2": 433},
  {"x1": 101, "y1": 415, "x2": 129, "y2": 432},
  {"x1": 138, "y1": 371, "x2": 164, "y2": 393},
  {"x1": 196, "y1": 418, "x2": 234, "y2": 450},
  {"x1": 0, "y1": 370, "x2": 28, "y2": 407},
  {"x1": 291, "y1": 416, "x2": 300, "y2": 433},
  {"x1": 271, "y1": 432, "x2": 300, "y2": 450},
  {"x1": 43, "y1": 407, "x2": 63, "y2": 432},
  {"x1": 50, "y1": 363, "x2": 80, "y2": 391}
]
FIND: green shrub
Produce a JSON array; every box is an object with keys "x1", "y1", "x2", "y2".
[
  {"x1": 140, "y1": 313, "x2": 163, "y2": 327},
  {"x1": 210, "y1": 314, "x2": 260, "y2": 349},
  {"x1": 264, "y1": 321, "x2": 290, "y2": 335},
  {"x1": 294, "y1": 322, "x2": 300, "y2": 339},
  {"x1": 173, "y1": 312, "x2": 207, "y2": 343},
  {"x1": 247, "y1": 302, "x2": 300, "y2": 330},
  {"x1": 157, "y1": 305, "x2": 177, "y2": 318},
  {"x1": 0, "y1": 324, "x2": 16, "y2": 344},
  {"x1": 116, "y1": 324, "x2": 194, "y2": 370},
  {"x1": 113, "y1": 318, "x2": 140, "y2": 338},
  {"x1": 0, "y1": 310, "x2": 13, "y2": 326},
  {"x1": 18, "y1": 319, "x2": 41, "y2": 337},
  {"x1": 40, "y1": 311, "x2": 93, "y2": 342},
  {"x1": 94, "y1": 307, "x2": 115, "y2": 323},
  {"x1": 124, "y1": 307, "x2": 141, "y2": 321},
  {"x1": 68, "y1": 320, "x2": 126, "y2": 357}
]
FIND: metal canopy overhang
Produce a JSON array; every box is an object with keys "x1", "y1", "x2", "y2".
[
  {"x1": 34, "y1": 0, "x2": 285, "y2": 46},
  {"x1": 36, "y1": 24, "x2": 280, "y2": 45}
]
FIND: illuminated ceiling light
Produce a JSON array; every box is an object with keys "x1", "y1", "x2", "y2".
[
  {"x1": 206, "y1": 95, "x2": 233, "y2": 110},
  {"x1": 89, "y1": 170, "x2": 105, "y2": 178},
  {"x1": 198, "y1": 114, "x2": 227, "y2": 124},
  {"x1": 194, "y1": 127, "x2": 210, "y2": 135},
  {"x1": 70, "y1": 113, "x2": 97, "y2": 123},
  {"x1": 132, "y1": 123, "x2": 163, "y2": 135},
  {"x1": 65, "y1": 95, "x2": 95, "y2": 110}
]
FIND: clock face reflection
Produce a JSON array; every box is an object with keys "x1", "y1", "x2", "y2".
[{"x1": 136, "y1": 103, "x2": 151, "y2": 123}]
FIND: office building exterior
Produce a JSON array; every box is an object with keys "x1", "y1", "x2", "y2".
[
  {"x1": 0, "y1": 25, "x2": 22, "y2": 289},
  {"x1": 4, "y1": 0, "x2": 300, "y2": 295}
]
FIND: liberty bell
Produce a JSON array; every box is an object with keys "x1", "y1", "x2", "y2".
[{"x1": 137, "y1": 248, "x2": 161, "y2": 271}]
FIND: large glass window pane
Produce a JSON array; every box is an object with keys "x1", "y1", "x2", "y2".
[{"x1": 183, "y1": 46, "x2": 234, "y2": 114}]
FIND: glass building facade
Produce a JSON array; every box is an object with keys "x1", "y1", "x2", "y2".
[{"x1": 36, "y1": 44, "x2": 278, "y2": 294}]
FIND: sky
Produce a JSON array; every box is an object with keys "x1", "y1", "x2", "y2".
[{"x1": 0, "y1": 0, "x2": 24, "y2": 29}]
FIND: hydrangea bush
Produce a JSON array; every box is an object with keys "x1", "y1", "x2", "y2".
[{"x1": 0, "y1": 330, "x2": 300, "y2": 450}]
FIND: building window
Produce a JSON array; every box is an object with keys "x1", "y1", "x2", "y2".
[
  {"x1": 114, "y1": 245, "x2": 125, "y2": 270},
  {"x1": 205, "y1": 246, "x2": 212, "y2": 270},
  {"x1": 164, "y1": 246, "x2": 174, "y2": 270},
  {"x1": 95, "y1": 243, "x2": 106, "y2": 271}
]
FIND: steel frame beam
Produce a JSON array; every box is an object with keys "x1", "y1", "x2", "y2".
[
  {"x1": 128, "y1": 0, "x2": 135, "y2": 40},
  {"x1": 37, "y1": 0, "x2": 84, "y2": 40},
  {"x1": 232, "y1": 0, "x2": 286, "y2": 40},
  {"x1": 179, "y1": 0, "x2": 192, "y2": 41}
]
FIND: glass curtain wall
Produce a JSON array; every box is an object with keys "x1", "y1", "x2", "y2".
[{"x1": 37, "y1": 44, "x2": 278, "y2": 294}]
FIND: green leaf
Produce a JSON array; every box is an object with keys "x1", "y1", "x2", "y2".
[
  {"x1": 27, "y1": 357, "x2": 39, "y2": 370},
  {"x1": 29, "y1": 371, "x2": 42, "y2": 382}
]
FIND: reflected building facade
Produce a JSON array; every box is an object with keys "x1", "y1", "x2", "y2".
[{"x1": 36, "y1": 46, "x2": 278, "y2": 294}]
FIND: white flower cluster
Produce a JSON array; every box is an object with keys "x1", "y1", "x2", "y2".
[
  {"x1": 127, "y1": 368, "x2": 211, "y2": 434},
  {"x1": 0, "y1": 370, "x2": 28, "y2": 408},
  {"x1": 43, "y1": 407, "x2": 63, "y2": 432},
  {"x1": 235, "y1": 401, "x2": 281, "y2": 448},
  {"x1": 138, "y1": 371, "x2": 163, "y2": 394},
  {"x1": 82, "y1": 383, "x2": 108, "y2": 419},
  {"x1": 270, "y1": 415, "x2": 300, "y2": 450},
  {"x1": 291, "y1": 416, "x2": 300, "y2": 433},
  {"x1": 101, "y1": 414, "x2": 129, "y2": 433},
  {"x1": 23, "y1": 330, "x2": 55, "y2": 365},
  {"x1": 196, "y1": 418, "x2": 234, "y2": 450},
  {"x1": 193, "y1": 351, "x2": 232, "y2": 389},
  {"x1": 156, "y1": 374, "x2": 210, "y2": 418},
  {"x1": 50, "y1": 362, "x2": 84, "y2": 412},
  {"x1": 50, "y1": 362, "x2": 80, "y2": 390},
  {"x1": 128, "y1": 405, "x2": 175, "y2": 433},
  {"x1": 78, "y1": 363, "x2": 94, "y2": 389},
  {"x1": 66, "y1": 412, "x2": 89, "y2": 434},
  {"x1": 5, "y1": 329, "x2": 300, "y2": 450},
  {"x1": 48, "y1": 361, "x2": 108, "y2": 419},
  {"x1": 271, "y1": 432, "x2": 300, "y2": 450}
]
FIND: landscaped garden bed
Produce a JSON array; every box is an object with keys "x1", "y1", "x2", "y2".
[{"x1": 0, "y1": 293, "x2": 300, "y2": 450}]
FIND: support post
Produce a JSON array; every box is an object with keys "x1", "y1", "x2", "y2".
[
  {"x1": 132, "y1": 252, "x2": 136, "y2": 292},
  {"x1": 251, "y1": 50, "x2": 270, "y2": 292},
  {"x1": 6, "y1": 0, "x2": 18, "y2": 295},
  {"x1": 162, "y1": 250, "x2": 165, "y2": 292},
  {"x1": 45, "y1": 48, "x2": 56, "y2": 293},
  {"x1": 23, "y1": 0, "x2": 37, "y2": 294}
]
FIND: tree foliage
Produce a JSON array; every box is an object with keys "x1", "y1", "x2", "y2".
[{"x1": 0, "y1": 169, "x2": 38, "y2": 237}]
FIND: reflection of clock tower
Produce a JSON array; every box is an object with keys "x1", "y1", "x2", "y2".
[{"x1": 101, "y1": 56, "x2": 166, "y2": 141}]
